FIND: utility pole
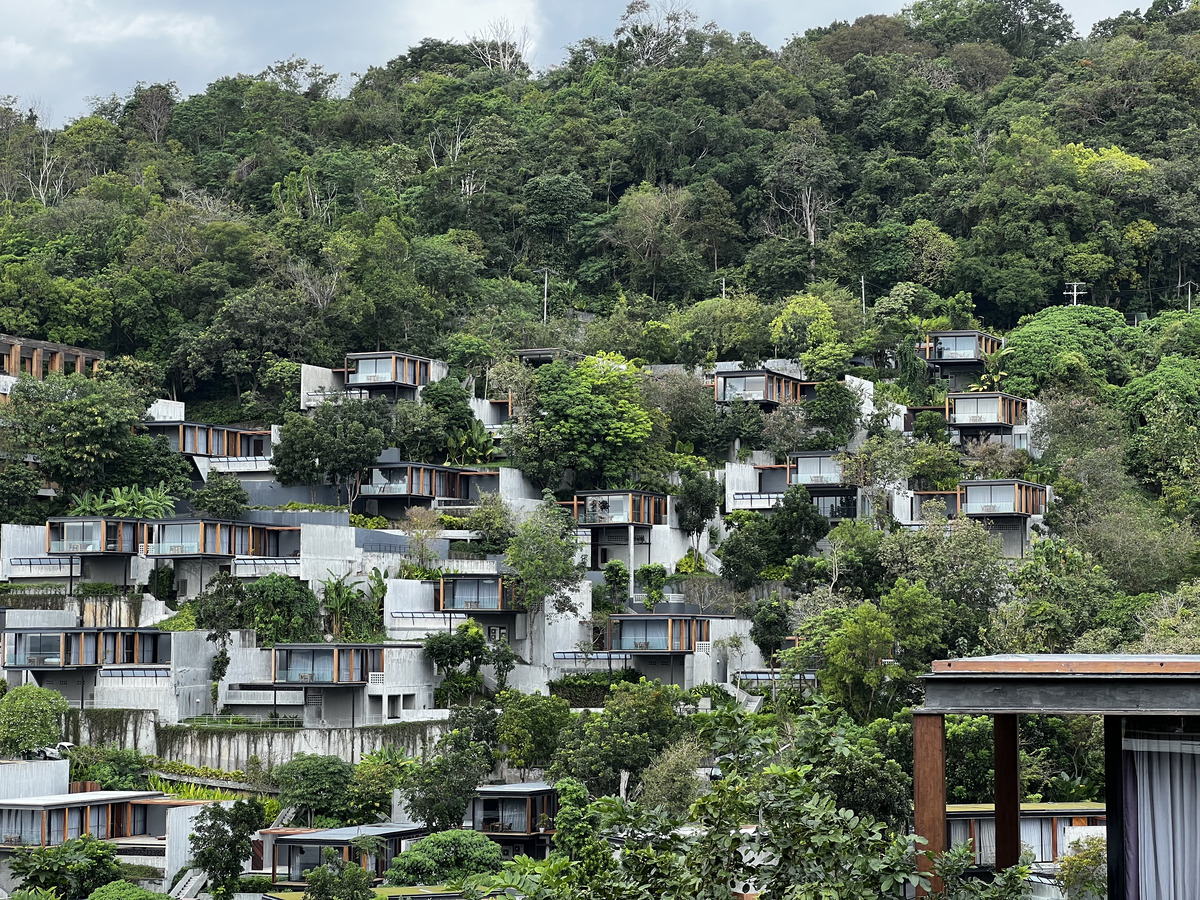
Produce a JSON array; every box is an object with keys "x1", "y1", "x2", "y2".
[
  {"x1": 1183, "y1": 280, "x2": 1198, "y2": 313},
  {"x1": 1063, "y1": 282, "x2": 1087, "y2": 305},
  {"x1": 861, "y1": 275, "x2": 867, "y2": 321},
  {"x1": 532, "y1": 266, "x2": 559, "y2": 324},
  {"x1": 721, "y1": 276, "x2": 726, "y2": 300}
]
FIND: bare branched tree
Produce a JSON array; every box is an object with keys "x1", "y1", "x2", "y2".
[
  {"x1": 615, "y1": 0, "x2": 698, "y2": 67},
  {"x1": 466, "y1": 18, "x2": 531, "y2": 74},
  {"x1": 425, "y1": 117, "x2": 471, "y2": 169},
  {"x1": 22, "y1": 128, "x2": 69, "y2": 206},
  {"x1": 286, "y1": 256, "x2": 341, "y2": 310}
]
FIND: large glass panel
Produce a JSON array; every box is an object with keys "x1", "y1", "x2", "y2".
[
  {"x1": 963, "y1": 484, "x2": 1015, "y2": 514},
  {"x1": 1124, "y1": 717, "x2": 1200, "y2": 899},
  {"x1": 813, "y1": 495, "x2": 857, "y2": 519},
  {"x1": 792, "y1": 456, "x2": 842, "y2": 485},
  {"x1": 0, "y1": 808, "x2": 39, "y2": 845},
  {"x1": 615, "y1": 620, "x2": 669, "y2": 650},
  {"x1": 936, "y1": 335, "x2": 979, "y2": 359},
  {"x1": 952, "y1": 397, "x2": 1000, "y2": 424},
  {"x1": 18, "y1": 633, "x2": 61, "y2": 666},
  {"x1": 53, "y1": 521, "x2": 102, "y2": 552},
  {"x1": 89, "y1": 805, "x2": 107, "y2": 839},
  {"x1": 582, "y1": 494, "x2": 629, "y2": 524},
  {"x1": 66, "y1": 808, "x2": 83, "y2": 840},
  {"x1": 47, "y1": 809, "x2": 64, "y2": 845},
  {"x1": 349, "y1": 357, "x2": 391, "y2": 383},
  {"x1": 151, "y1": 524, "x2": 200, "y2": 554}
]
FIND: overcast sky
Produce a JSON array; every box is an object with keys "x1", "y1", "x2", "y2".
[{"x1": 1, "y1": 0, "x2": 1136, "y2": 125}]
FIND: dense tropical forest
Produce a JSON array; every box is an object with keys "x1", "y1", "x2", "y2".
[{"x1": 5, "y1": 0, "x2": 1200, "y2": 891}]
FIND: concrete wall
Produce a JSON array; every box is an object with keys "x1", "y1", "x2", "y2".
[
  {"x1": 65, "y1": 708, "x2": 159, "y2": 752},
  {"x1": 0, "y1": 760, "x2": 68, "y2": 799},
  {"x1": 300, "y1": 365, "x2": 341, "y2": 410},
  {"x1": 154, "y1": 719, "x2": 447, "y2": 770},
  {"x1": 299, "y1": 523, "x2": 358, "y2": 584},
  {"x1": 166, "y1": 804, "x2": 213, "y2": 884},
  {"x1": 146, "y1": 399, "x2": 187, "y2": 421},
  {"x1": 170, "y1": 631, "x2": 221, "y2": 721}
]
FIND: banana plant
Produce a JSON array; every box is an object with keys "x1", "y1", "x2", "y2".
[{"x1": 969, "y1": 347, "x2": 1012, "y2": 392}]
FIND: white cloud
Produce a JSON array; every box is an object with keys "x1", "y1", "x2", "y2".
[{"x1": 388, "y1": 0, "x2": 546, "y2": 59}]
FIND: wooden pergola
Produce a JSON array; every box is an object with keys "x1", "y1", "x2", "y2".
[{"x1": 915, "y1": 654, "x2": 1200, "y2": 899}]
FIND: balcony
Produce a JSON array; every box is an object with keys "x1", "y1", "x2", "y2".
[{"x1": 346, "y1": 373, "x2": 395, "y2": 385}]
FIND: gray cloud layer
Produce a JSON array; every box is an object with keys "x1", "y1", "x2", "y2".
[{"x1": 0, "y1": 0, "x2": 1132, "y2": 124}]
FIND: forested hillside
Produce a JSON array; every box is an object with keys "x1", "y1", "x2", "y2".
[{"x1": 5, "y1": 0, "x2": 1200, "y2": 373}]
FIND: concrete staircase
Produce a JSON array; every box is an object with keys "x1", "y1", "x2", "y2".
[{"x1": 170, "y1": 869, "x2": 207, "y2": 900}]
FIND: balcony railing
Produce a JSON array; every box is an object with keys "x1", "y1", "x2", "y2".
[
  {"x1": 442, "y1": 595, "x2": 502, "y2": 611},
  {"x1": 950, "y1": 413, "x2": 1001, "y2": 425},
  {"x1": 50, "y1": 540, "x2": 103, "y2": 553},
  {"x1": 962, "y1": 501, "x2": 1017, "y2": 515},
  {"x1": 720, "y1": 390, "x2": 766, "y2": 402},
  {"x1": 612, "y1": 636, "x2": 671, "y2": 651},
  {"x1": 934, "y1": 348, "x2": 979, "y2": 360},
  {"x1": 9, "y1": 654, "x2": 64, "y2": 667},
  {"x1": 145, "y1": 542, "x2": 202, "y2": 555},
  {"x1": 791, "y1": 471, "x2": 842, "y2": 485},
  {"x1": 276, "y1": 669, "x2": 336, "y2": 683},
  {"x1": 360, "y1": 484, "x2": 410, "y2": 496},
  {"x1": 346, "y1": 373, "x2": 397, "y2": 384}
]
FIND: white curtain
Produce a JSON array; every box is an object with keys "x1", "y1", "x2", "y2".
[
  {"x1": 975, "y1": 820, "x2": 996, "y2": 866},
  {"x1": 500, "y1": 799, "x2": 526, "y2": 831},
  {"x1": 1128, "y1": 734, "x2": 1200, "y2": 899}
]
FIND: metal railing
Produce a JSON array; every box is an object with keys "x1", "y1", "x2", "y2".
[{"x1": 181, "y1": 715, "x2": 303, "y2": 729}]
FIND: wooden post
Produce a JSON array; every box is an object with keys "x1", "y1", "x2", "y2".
[
  {"x1": 1104, "y1": 715, "x2": 1126, "y2": 900},
  {"x1": 994, "y1": 713, "x2": 1021, "y2": 870},
  {"x1": 913, "y1": 711, "x2": 946, "y2": 896}
]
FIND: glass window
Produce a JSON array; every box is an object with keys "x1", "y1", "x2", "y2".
[
  {"x1": 47, "y1": 809, "x2": 64, "y2": 844},
  {"x1": 792, "y1": 456, "x2": 841, "y2": 484},
  {"x1": 937, "y1": 335, "x2": 978, "y2": 359},
  {"x1": 89, "y1": 805, "x2": 107, "y2": 839}
]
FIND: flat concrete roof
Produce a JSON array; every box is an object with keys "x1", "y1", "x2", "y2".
[
  {"x1": 923, "y1": 654, "x2": 1200, "y2": 715},
  {"x1": 270, "y1": 823, "x2": 425, "y2": 843},
  {"x1": 0, "y1": 790, "x2": 163, "y2": 809},
  {"x1": 476, "y1": 782, "x2": 553, "y2": 795}
]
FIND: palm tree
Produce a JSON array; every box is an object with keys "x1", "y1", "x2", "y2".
[{"x1": 969, "y1": 347, "x2": 1012, "y2": 392}]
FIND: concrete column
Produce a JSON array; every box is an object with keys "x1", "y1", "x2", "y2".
[
  {"x1": 913, "y1": 710, "x2": 946, "y2": 896},
  {"x1": 994, "y1": 713, "x2": 1021, "y2": 870}
]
